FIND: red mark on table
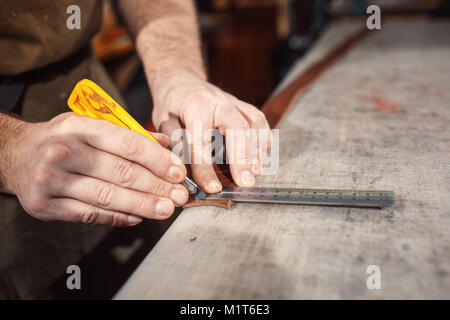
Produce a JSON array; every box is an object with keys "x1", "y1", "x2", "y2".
[{"x1": 360, "y1": 92, "x2": 400, "y2": 114}]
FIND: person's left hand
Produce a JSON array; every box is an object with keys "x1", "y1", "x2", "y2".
[{"x1": 151, "y1": 73, "x2": 272, "y2": 194}]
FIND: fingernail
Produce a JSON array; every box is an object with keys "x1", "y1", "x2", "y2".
[
  {"x1": 155, "y1": 199, "x2": 173, "y2": 216},
  {"x1": 207, "y1": 179, "x2": 222, "y2": 193},
  {"x1": 167, "y1": 165, "x2": 184, "y2": 182},
  {"x1": 128, "y1": 215, "x2": 142, "y2": 224},
  {"x1": 170, "y1": 187, "x2": 188, "y2": 205},
  {"x1": 239, "y1": 170, "x2": 255, "y2": 187}
]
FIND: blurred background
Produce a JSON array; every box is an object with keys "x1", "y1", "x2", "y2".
[
  {"x1": 52, "y1": 0, "x2": 449, "y2": 299},
  {"x1": 91, "y1": 0, "x2": 449, "y2": 128}
]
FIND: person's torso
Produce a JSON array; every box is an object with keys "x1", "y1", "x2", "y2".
[{"x1": 0, "y1": 0, "x2": 102, "y2": 75}]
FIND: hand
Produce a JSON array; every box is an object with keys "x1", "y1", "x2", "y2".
[
  {"x1": 152, "y1": 73, "x2": 272, "y2": 193},
  {"x1": 6, "y1": 113, "x2": 189, "y2": 226}
]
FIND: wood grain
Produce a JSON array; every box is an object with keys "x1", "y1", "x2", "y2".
[{"x1": 115, "y1": 20, "x2": 450, "y2": 299}]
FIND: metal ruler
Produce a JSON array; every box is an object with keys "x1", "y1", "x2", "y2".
[{"x1": 205, "y1": 187, "x2": 395, "y2": 208}]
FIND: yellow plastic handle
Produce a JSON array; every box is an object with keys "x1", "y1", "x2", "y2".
[{"x1": 67, "y1": 79, "x2": 159, "y2": 144}]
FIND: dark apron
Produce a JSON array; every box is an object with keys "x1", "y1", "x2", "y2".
[{"x1": 0, "y1": 1, "x2": 126, "y2": 299}]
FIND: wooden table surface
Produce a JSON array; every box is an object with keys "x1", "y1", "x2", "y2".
[{"x1": 115, "y1": 19, "x2": 450, "y2": 299}]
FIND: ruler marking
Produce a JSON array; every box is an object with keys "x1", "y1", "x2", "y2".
[{"x1": 206, "y1": 187, "x2": 394, "y2": 208}]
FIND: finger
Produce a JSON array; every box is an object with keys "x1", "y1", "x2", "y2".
[
  {"x1": 57, "y1": 173, "x2": 175, "y2": 220},
  {"x1": 158, "y1": 114, "x2": 183, "y2": 149},
  {"x1": 158, "y1": 115, "x2": 190, "y2": 164},
  {"x1": 184, "y1": 110, "x2": 222, "y2": 193},
  {"x1": 235, "y1": 101, "x2": 272, "y2": 174},
  {"x1": 149, "y1": 132, "x2": 170, "y2": 148},
  {"x1": 60, "y1": 142, "x2": 188, "y2": 206},
  {"x1": 191, "y1": 163, "x2": 222, "y2": 193},
  {"x1": 214, "y1": 106, "x2": 255, "y2": 187},
  {"x1": 74, "y1": 116, "x2": 186, "y2": 184},
  {"x1": 235, "y1": 100, "x2": 272, "y2": 148},
  {"x1": 225, "y1": 128, "x2": 256, "y2": 186},
  {"x1": 46, "y1": 198, "x2": 142, "y2": 227},
  {"x1": 249, "y1": 128, "x2": 261, "y2": 176}
]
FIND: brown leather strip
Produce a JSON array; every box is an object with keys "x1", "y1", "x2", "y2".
[
  {"x1": 183, "y1": 198, "x2": 233, "y2": 209},
  {"x1": 262, "y1": 28, "x2": 369, "y2": 129},
  {"x1": 184, "y1": 163, "x2": 234, "y2": 209},
  {"x1": 181, "y1": 27, "x2": 370, "y2": 209}
]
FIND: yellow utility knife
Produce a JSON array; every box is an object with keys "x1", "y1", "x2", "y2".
[{"x1": 67, "y1": 79, "x2": 206, "y2": 200}]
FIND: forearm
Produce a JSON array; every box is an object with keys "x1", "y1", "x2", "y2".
[
  {"x1": 0, "y1": 112, "x2": 26, "y2": 194},
  {"x1": 118, "y1": 0, "x2": 206, "y2": 97},
  {"x1": 119, "y1": 1, "x2": 271, "y2": 192}
]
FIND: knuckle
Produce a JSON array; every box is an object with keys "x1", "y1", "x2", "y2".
[
  {"x1": 226, "y1": 110, "x2": 250, "y2": 131},
  {"x1": 121, "y1": 133, "x2": 141, "y2": 157},
  {"x1": 115, "y1": 161, "x2": 135, "y2": 185},
  {"x1": 95, "y1": 185, "x2": 115, "y2": 208},
  {"x1": 225, "y1": 116, "x2": 249, "y2": 131},
  {"x1": 81, "y1": 207, "x2": 101, "y2": 225},
  {"x1": 155, "y1": 150, "x2": 174, "y2": 170},
  {"x1": 52, "y1": 112, "x2": 72, "y2": 122},
  {"x1": 56, "y1": 113, "x2": 81, "y2": 133},
  {"x1": 110, "y1": 212, "x2": 124, "y2": 227},
  {"x1": 219, "y1": 104, "x2": 235, "y2": 116},
  {"x1": 252, "y1": 110, "x2": 266, "y2": 124},
  {"x1": 235, "y1": 118, "x2": 250, "y2": 130},
  {"x1": 42, "y1": 141, "x2": 71, "y2": 164},
  {"x1": 194, "y1": 165, "x2": 214, "y2": 178},
  {"x1": 153, "y1": 181, "x2": 170, "y2": 196},
  {"x1": 192, "y1": 89, "x2": 213, "y2": 104},
  {"x1": 135, "y1": 196, "x2": 153, "y2": 215}
]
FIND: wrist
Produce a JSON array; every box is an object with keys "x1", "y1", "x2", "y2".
[
  {"x1": 0, "y1": 118, "x2": 33, "y2": 194},
  {"x1": 135, "y1": 20, "x2": 207, "y2": 104},
  {"x1": 151, "y1": 70, "x2": 206, "y2": 105}
]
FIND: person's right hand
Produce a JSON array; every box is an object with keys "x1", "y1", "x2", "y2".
[{"x1": 6, "y1": 113, "x2": 189, "y2": 226}]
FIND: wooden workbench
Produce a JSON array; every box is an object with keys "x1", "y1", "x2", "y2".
[{"x1": 115, "y1": 19, "x2": 450, "y2": 299}]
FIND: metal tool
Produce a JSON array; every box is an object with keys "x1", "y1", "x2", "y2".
[
  {"x1": 183, "y1": 176, "x2": 206, "y2": 200},
  {"x1": 205, "y1": 187, "x2": 394, "y2": 208},
  {"x1": 67, "y1": 79, "x2": 206, "y2": 200}
]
